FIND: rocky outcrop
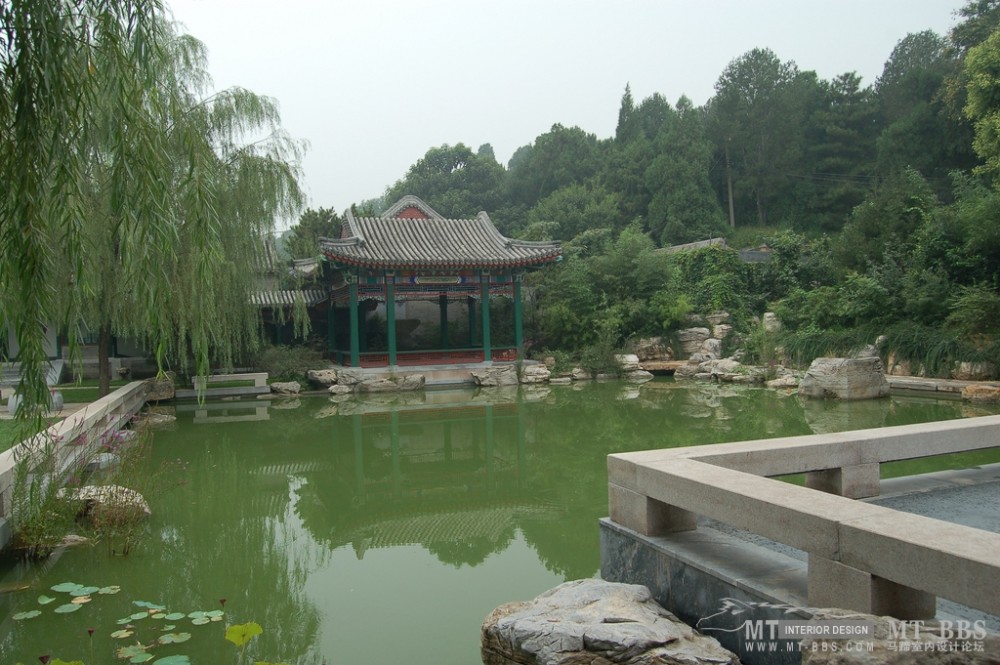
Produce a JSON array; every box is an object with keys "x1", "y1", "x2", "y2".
[
  {"x1": 336, "y1": 369, "x2": 367, "y2": 386},
  {"x1": 570, "y1": 367, "x2": 592, "y2": 381},
  {"x1": 705, "y1": 311, "x2": 731, "y2": 327},
  {"x1": 306, "y1": 368, "x2": 338, "y2": 387},
  {"x1": 766, "y1": 375, "x2": 799, "y2": 389},
  {"x1": 481, "y1": 579, "x2": 739, "y2": 665},
  {"x1": 625, "y1": 369, "x2": 655, "y2": 383},
  {"x1": 798, "y1": 357, "x2": 890, "y2": 400},
  {"x1": 952, "y1": 361, "x2": 997, "y2": 381},
  {"x1": 762, "y1": 312, "x2": 782, "y2": 333},
  {"x1": 146, "y1": 374, "x2": 175, "y2": 401},
  {"x1": 677, "y1": 328, "x2": 712, "y2": 356},
  {"x1": 472, "y1": 365, "x2": 519, "y2": 387},
  {"x1": 800, "y1": 609, "x2": 1000, "y2": 664},
  {"x1": 270, "y1": 381, "x2": 301, "y2": 395},
  {"x1": 356, "y1": 374, "x2": 426, "y2": 393},
  {"x1": 615, "y1": 354, "x2": 641, "y2": 372},
  {"x1": 57, "y1": 485, "x2": 151, "y2": 521},
  {"x1": 520, "y1": 364, "x2": 551, "y2": 384},
  {"x1": 328, "y1": 384, "x2": 352, "y2": 395},
  {"x1": 962, "y1": 384, "x2": 1000, "y2": 403},
  {"x1": 626, "y1": 337, "x2": 674, "y2": 362},
  {"x1": 712, "y1": 324, "x2": 733, "y2": 340}
]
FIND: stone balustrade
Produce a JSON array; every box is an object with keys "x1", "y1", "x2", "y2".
[{"x1": 606, "y1": 415, "x2": 1000, "y2": 619}]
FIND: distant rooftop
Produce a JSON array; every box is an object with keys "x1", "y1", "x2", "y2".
[{"x1": 320, "y1": 195, "x2": 561, "y2": 271}]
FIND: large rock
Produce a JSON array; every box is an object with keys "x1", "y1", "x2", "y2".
[
  {"x1": 270, "y1": 381, "x2": 301, "y2": 395},
  {"x1": 677, "y1": 328, "x2": 712, "y2": 356},
  {"x1": 520, "y1": 364, "x2": 551, "y2": 385},
  {"x1": 570, "y1": 367, "x2": 592, "y2": 381},
  {"x1": 328, "y1": 384, "x2": 352, "y2": 395},
  {"x1": 356, "y1": 374, "x2": 426, "y2": 393},
  {"x1": 306, "y1": 368, "x2": 338, "y2": 387},
  {"x1": 146, "y1": 375, "x2": 175, "y2": 401},
  {"x1": 762, "y1": 312, "x2": 782, "y2": 333},
  {"x1": 801, "y1": 609, "x2": 1000, "y2": 664},
  {"x1": 625, "y1": 370, "x2": 654, "y2": 384},
  {"x1": 952, "y1": 361, "x2": 997, "y2": 381},
  {"x1": 712, "y1": 324, "x2": 733, "y2": 340},
  {"x1": 798, "y1": 357, "x2": 890, "y2": 400},
  {"x1": 700, "y1": 339, "x2": 722, "y2": 360},
  {"x1": 481, "y1": 579, "x2": 739, "y2": 665},
  {"x1": 615, "y1": 354, "x2": 641, "y2": 372},
  {"x1": 627, "y1": 337, "x2": 673, "y2": 362},
  {"x1": 962, "y1": 384, "x2": 1000, "y2": 403},
  {"x1": 473, "y1": 365, "x2": 520, "y2": 387},
  {"x1": 57, "y1": 485, "x2": 151, "y2": 521},
  {"x1": 336, "y1": 369, "x2": 367, "y2": 386},
  {"x1": 705, "y1": 311, "x2": 731, "y2": 327}
]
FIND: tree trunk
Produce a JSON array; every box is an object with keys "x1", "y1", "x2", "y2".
[
  {"x1": 725, "y1": 142, "x2": 736, "y2": 228},
  {"x1": 98, "y1": 324, "x2": 112, "y2": 398}
]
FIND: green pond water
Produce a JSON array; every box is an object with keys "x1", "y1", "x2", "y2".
[{"x1": 1, "y1": 379, "x2": 999, "y2": 664}]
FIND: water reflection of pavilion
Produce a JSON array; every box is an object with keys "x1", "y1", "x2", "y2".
[{"x1": 294, "y1": 391, "x2": 564, "y2": 565}]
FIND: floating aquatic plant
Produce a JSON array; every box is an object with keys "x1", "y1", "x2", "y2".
[
  {"x1": 53, "y1": 603, "x2": 82, "y2": 614},
  {"x1": 13, "y1": 610, "x2": 42, "y2": 620},
  {"x1": 37, "y1": 595, "x2": 55, "y2": 605}
]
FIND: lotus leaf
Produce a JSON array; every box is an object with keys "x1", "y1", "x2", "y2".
[
  {"x1": 130, "y1": 654, "x2": 154, "y2": 663},
  {"x1": 151, "y1": 613, "x2": 166, "y2": 619},
  {"x1": 71, "y1": 585, "x2": 100, "y2": 596},
  {"x1": 130, "y1": 612, "x2": 149, "y2": 620},
  {"x1": 51, "y1": 582, "x2": 83, "y2": 593},
  {"x1": 116, "y1": 644, "x2": 148, "y2": 659},
  {"x1": 37, "y1": 595, "x2": 56, "y2": 605},
  {"x1": 111, "y1": 629, "x2": 134, "y2": 639},
  {"x1": 13, "y1": 610, "x2": 41, "y2": 620},
  {"x1": 54, "y1": 603, "x2": 82, "y2": 613},
  {"x1": 151, "y1": 656, "x2": 190, "y2": 665},
  {"x1": 164, "y1": 613, "x2": 185, "y2": 621},
  {"x1": 191, "y1": 617, "x2": 210, "y2": 625},
  {"x1": 70, "y1": 596, "x2": 91, "y2": 604},
  {"x1": 98, "y1": 585, "x2": 122, "y2": 594},
  {"x1": 205, "y1": 610, "x2": 224, "y2": 618},
  {"x1": 224, "y1": 621, "x2": 263, "y2": 647},
  {"x1": 134, "y1": 600, "x2": 166, "y2": 610}
]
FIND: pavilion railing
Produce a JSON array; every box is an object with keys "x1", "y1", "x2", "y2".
[{"x1": 332, "y1": 347, "x2": 518, "y2": 367}]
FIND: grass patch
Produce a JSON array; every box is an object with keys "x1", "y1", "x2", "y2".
[{"x1": 0, "y1": 417, "x2": 59, "y2": 453}]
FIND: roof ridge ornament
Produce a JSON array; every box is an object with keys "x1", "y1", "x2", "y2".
[{"x1": 381, "y1": 195, "x2": 444, "y2": 220}]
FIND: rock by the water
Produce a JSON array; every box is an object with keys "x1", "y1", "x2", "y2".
[
  {"x1": 57, "y1": 485, "x2": 151, "y2": 520},
  {"x1": 481, "y1": 579, "x2": 739, "y2": 665},
  {"x1": 712, "y1": 324, "x2": 733, "y2": 340},
  {"x1": 801, "y1": 609, "x2": 1000, "y2": 664},
  {"x1": 134, "y1": 412, "x2": 176, "y2": 429},
  {"x1": 270, "y1": 381, "x2": 301, "y2": 395},
  {"x1": 798, "y1": 357, "x2": 890, "y2": 400},
  {"x1": 677, "y1": 328, "x2": 712, "y2": 356},
  {"x1": 336, "y1": 369, "x2": 367, "y2": 386},
  {"x1": 962, "y1": 384, "x2": 1000, "y2": 403},
  {"x1": 705, "y1": 311, "x2": 731, "y2": 327},
  {"x1": 353, "y1": 373, "x2": 426, "y2": 393},
  {"x1": 766, "y1": 375, "x2": 799, "y2": 389},
  {"x1": 306, "y1": 368, "x2": 338, "y2": 387},
  {"x1": 625, "y1": 369, "x2": 654, "y2": 384},
  {"x1": 627, "y1": 337, "x2": 673, "y2": 362},
  {"x1": 146, "y1": 375, "x2": 175, "y2": 401},
  {"x1": 548, "y1": 377, "x2": 572, "y2": 385},
  {"x1": 700, "y1": 339, "x2": 722, "y2": 359},
  {"x1": 614, "y1": 354, "x2": 641, "y2": 372},
  {"x1": 271, "y1": 397, "x2": 301, "y2": 409},
  {"x1": 952, "y1": 361, "x2": 997, "y2": 381},
  {"x1": 472, "y1": 365, "x2": 519, "y2": 387},
  {"x1": 520, "y1": 364, "x2": 551, "y2": 384},
  {"x1": 570, "y1": 367, "x2": 592, "y2": 381},
  {"x1": 328, "y1": 384, "x2": 352, "y2": 395}
]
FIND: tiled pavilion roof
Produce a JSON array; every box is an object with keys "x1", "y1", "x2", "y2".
[{"x1": 320, "y1": 195, "x2": 561, "y2": 271}]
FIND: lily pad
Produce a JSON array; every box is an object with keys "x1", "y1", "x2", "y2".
[
  {"x1": 98, "y1": 585, "x2": 121, "y2": 595},
  {"x1": 71, "y1": 585, "x2": 101, "y2": 596},
  {"x1": 130, "y1": 612, "x2": 149, "y2": 620},
  {"x1": 134, "y1": 600, "x2": 166, "y2": 611},
  {"x1": 110, "y1": 629, "x2": 134, "y2": 639},
  {"x1": 161, "y1": 624, "x2": 176, "y2": 631},
  {"x1": 13, "y1": 610, "x2": 42, "y2": 620},
  {"x1": 116, "y1": 645, "x2": 148, "y2": 659},
  {"x1": 54, "y1": 603, "x2": 82, "y2": 613},
  {"x1": 191, "y1": 617, "x2": 210, "y2": 626},
  {"x1": 210, "y1": 616, "x2": 223, "y2": 622},
  {"x1": 37, "y1": 595, "x2": 56, "y2": 605},
  {"x1": 51, "y1": 582, "x2": 83, "y2": 593},
  {"x1": 205, "y1": 609, "x2": 224, "y2": 618},
  {"x1": 164, "y1": 612, "x2": 185, "y2": 621},
  {"x1": 152, "y1": 656, "x2": 190, "y2": 665},
  {"x1": 157, "y1": 632, "x2": 191, "y2": 645},
  {"x1": 130, "y1": 655, "x2": 154, "y2": 664},
  {"x1": 116, "y1": 617, "x2": 134, "y2": 625},
  {"x1": 186, "y1": 611, "x2": 206, "y2": 619},
  {"x1": 71, "y1": 595, "x2": 92, "y2": 604},
  {"x1": 151, "y1": 612, "x2": 166, "y2": 619}
]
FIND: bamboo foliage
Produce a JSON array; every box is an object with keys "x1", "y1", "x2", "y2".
[{"x1": 2, "y1": 1, "x2": 305, "y2": 412}]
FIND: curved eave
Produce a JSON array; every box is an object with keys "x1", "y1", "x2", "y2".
[{"x1": 321, "y1": 250, "x2": 561, "y2": 272}]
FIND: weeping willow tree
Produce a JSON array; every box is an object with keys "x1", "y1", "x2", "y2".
[{"x1": 2, "y1": 1, "x2": 306, "y2": 411}]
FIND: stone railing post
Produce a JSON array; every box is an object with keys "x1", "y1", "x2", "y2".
[
  {"x1": 807, "y1": 554, "x2": 935, "y2": 620},
  {"x1": 608, "y1": 483, "x2": 696, "y2": 536},
  {"x1": 805, "y1": 463, "x2": 880, "y2": 498}
]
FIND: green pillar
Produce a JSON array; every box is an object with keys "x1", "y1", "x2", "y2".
[
  {"x1": 439, "y1": 294, "x2": 449, "y2": 349},
  {"x1": 386, "y1": 277, "x2": 397, "y2": 366},
  {"x1": 327, "y1": 303, "x2": 336, "y2": 353},
  {"x1": 349, "y1": 281, "x2": 360, "y2": 367},
  {"x1": 359, "y1": 302, "x2": 368, "y2": 353},
  {"x1": 513, "y1": 277, "x2": 524, "y2": 357},
  {"x1": 467, "y1": 297, "x2": 476, "y2": 347},
  {"x1": 480, "y1": 276, "x2": 492, "y2": 361}
]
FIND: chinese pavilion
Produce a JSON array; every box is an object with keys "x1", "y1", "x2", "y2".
[{"x1": 320, "y1": 195, "x2": 561, "y2": 367}]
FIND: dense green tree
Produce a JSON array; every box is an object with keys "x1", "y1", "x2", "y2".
[
  {"x1": 645, "y1": 97, "x2": 727, "y2": 245},
  {"x1": 965, "y1": 27, "x2": 1000, "y2": 178},
  {"x1": 710, "y1": 48, "x2": 815, "y2": 226},
  {"x1": 285, "y1": 207, "x2": 342, "y2": 259},
  {"x1": 524, "y1": 183, "x2": 624, "y2": 241},
  {"x1": 506, "y1": 124, "x2": 603, "y2": 209},
  {"x1": 385, "y1": 143, "x2": 505, "y2": 217}
]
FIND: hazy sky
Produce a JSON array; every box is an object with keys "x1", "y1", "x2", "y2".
[{"x1": 167, "y1": 0, "x2": 966, "y2": 224}]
